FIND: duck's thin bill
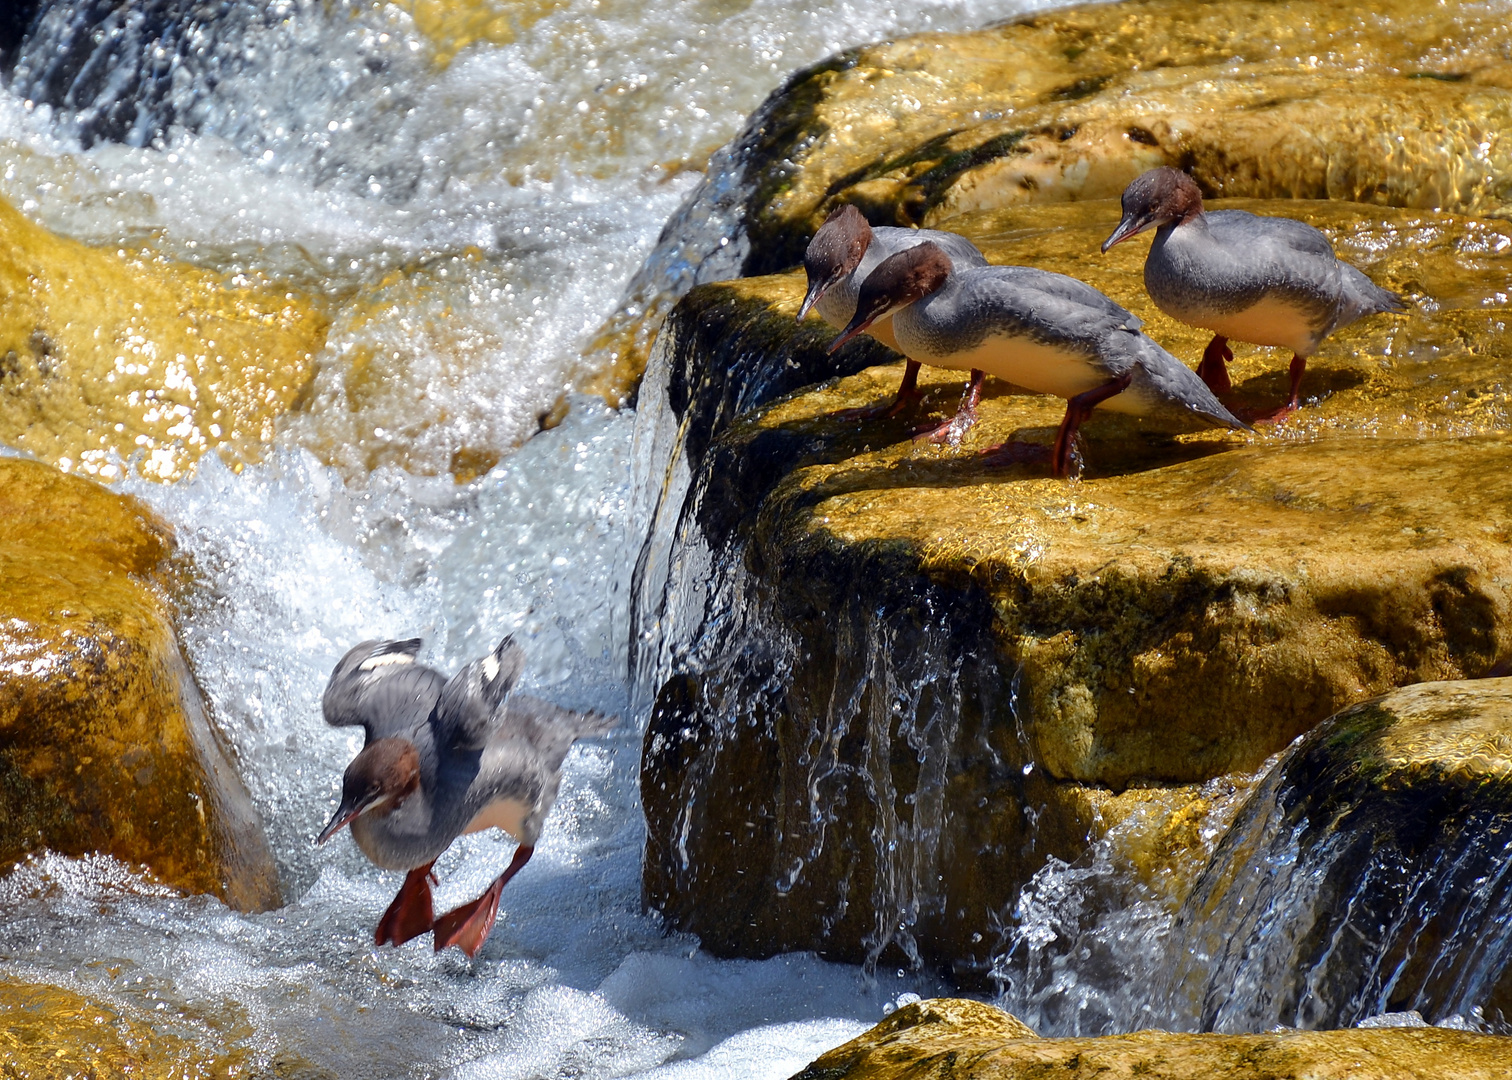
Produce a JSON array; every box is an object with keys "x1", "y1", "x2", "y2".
[
  {"x1": 1100, "y1": 216, "x2": 1145, "y2": 252},
  {"x1": 796, "y1": 280, "x2": 826, "y2": 322},
  {"x1": 828, "y1": 319, "x2": 872, "y2": 354},
  {"x1": 316, "y1": 804, "x2": 360, "y2": 846}
]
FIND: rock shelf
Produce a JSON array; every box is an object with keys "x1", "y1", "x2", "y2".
[
  {"x1": 639, "y1": 193, "x2": 1512, "y2": 979},
  {"x1": 0, "y1": 459, "x2": 280, "y2": 911}
]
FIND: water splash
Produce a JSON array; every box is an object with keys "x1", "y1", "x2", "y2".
[
  {"x1": 1154, "y1": 714, "x2": 1512, "y2": 1033},
  {"x1": 990, "y1": 705, "x2": 1512, "y2": 1037}
]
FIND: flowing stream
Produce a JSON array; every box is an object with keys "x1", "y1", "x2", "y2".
[
  {"x1": 10, "y1": 0, "x2": 1508, "y2": 1075},
  {"x1": 0, "y1": 0, "x2": 1062, "y2": 1075}
]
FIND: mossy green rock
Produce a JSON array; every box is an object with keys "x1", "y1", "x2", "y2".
[
  {"x1": 640, "y1": 193, "x2": 1512, "y2": 974},
  {"x1": 792, "y1": 999, "x2": 1512, "y2": 1079},
  {"x1": 0, "y1": 458, "x2": 279, "y2": 911}
]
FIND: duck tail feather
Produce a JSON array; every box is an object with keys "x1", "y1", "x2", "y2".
[{"x1": 1341, "y1": 263, "x2": 1407, "y2": 317}]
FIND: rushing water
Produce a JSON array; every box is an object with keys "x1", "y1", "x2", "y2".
[
  {"x1": 9, "y1": 0, "x2": 1509, "y2": 1073},
  {"x1": 0, "y1": 0, "x2": 1066, "y2": 1074}
]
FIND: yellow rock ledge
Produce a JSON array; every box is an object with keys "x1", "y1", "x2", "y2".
[
  {"x1": 792, "y1": 999, "x2": 1512, "y2": 1080},
  {"x1": 0, "y1": 194, "x2": 327, "y2": 482}
]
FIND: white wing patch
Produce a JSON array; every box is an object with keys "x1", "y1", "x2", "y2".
[
  {"x1": 483, "y1": 653, "x2": 501, "y2": 682},
  {"x1": 359, "y1": 652, "x2": 416, "y2": 671}
]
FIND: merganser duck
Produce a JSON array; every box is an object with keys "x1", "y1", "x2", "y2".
[
  {"x1": 1102, "y1": 167, "x2": 1405, "y2": 418},
  {"x1": 317, "y1": 637, "x2": 616, "y2": 957},
  {"x1": 829, "y1": 242, "x2": 1251, "y2": 477},
  {"x1": 797, "y1": 204, "x2": 988, "y2": 418}
]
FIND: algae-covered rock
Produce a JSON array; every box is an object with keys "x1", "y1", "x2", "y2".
[
  {"x1": 0, "y1": 458, "x2": 279, "y2": 911},
  {"x1": 1162, "y1": 678, "x2": 1512, "y2": 1031},
  {"x1": 636, "y1": 188, "x2": 1512, "y2": 973},
  {"x1": 731, "y1": 0, "x2": 1512, "y2": 276},
  {"x1": 608, "y1": 0, "x2": 1512, "y2": 418},
  {"x1": 0, "y1": 194, "x2": 326, "y2": 482},
  {"x1": 0, "y1": 976, "x2": 245, "y2": 1079},
  {"x1": 792, "y1": 998, "x2": 1512, "y2": 1080}
]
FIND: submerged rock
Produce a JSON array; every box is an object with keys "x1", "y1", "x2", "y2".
[
  {"x1": 393, "y1": 0, "x2": 570, "y2": 66},
  {"x1": 0, "y1": 193, "x2": 326, "y2": 482},
  {"x1": 635, "y1": 195, "x2": 1512, "y2": 977},
  {"x1": 0, "y1": 459, "x2": 279, "y2": 911},
  {"x1": 792, "y1": 998, "x2": 1512, "y2": 1080},
  {"x1": 0, "y1": 975, "x2": 245, "y2": 1077},
  {"x1": 1161, "y1": 678, "x2": 1512, "y2": 1031}
]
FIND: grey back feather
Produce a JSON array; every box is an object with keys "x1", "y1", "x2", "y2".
[
  {"x1": 1206, "y1": 209, "x2": 1336, "y2": 262},
  {"x1": 905, "y1": 264, "x2": 1142, "y2": 360},
  {"x1": 494, "y1": 694, "x2": 619, "y2": 773}
]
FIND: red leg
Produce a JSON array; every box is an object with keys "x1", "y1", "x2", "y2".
[
  {"x1": 1195, "y1": 335, "x2": 1233, "y2": 397},
  {"x1": 1285, "y1": 352, "x2": 1306, "y2": 411},
  {"x1": 375, "y1": 861, "x2": 437, "y2": 948},
  {"x1": 832, "y1": 361, "x2": 923, "y2": 420},
  {"x1": 912, "y1": 369, "x2": 985, "y2": 444},
  {"x1": 433, "y1": 845, "x2": 534, "y2": 958},
  {"x1": 1240, "y1": 353, "x2": 1306, "y2": 425},
  {"x1": 1052, "y1": 374, "x2": 1133, "y2": 478}
]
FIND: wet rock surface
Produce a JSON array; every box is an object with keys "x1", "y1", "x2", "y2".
[
  {"x1": 791, "y1": 998, "x2": 1512, "y2": 1080},
  {"x1": 0, "y1": 975, "x2": 244, "y2": 1079},
  {"x1": 610, "y1": 0, "x2": 1512, "y2": 397},
  {"x1": 0, "y1": 193, "x2": 326, "y2": 482},
  {"x1": 0, "y1": 459, "x2": 279, "y2": 911},
  {"x1": 636, "y1": 191, "x2": 1512, "y2": 975},
  {"x1": 723, "y1": 0, "x2": 1512, "y2": 276}
]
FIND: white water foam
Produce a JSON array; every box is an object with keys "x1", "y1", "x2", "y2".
[{"x1": 0, "y1": 399, "x2": 950, "y2": 1075}]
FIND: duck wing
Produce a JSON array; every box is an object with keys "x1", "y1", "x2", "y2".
[
  {"x1": 322, "y1": 638, "x2": 447, "y2": 744},
  {"x1": 914, "y1": 228, "x2": 990, "y2": 269},
  {"x1": 873, "y1": 226, "x2": 988, "y2": 270},
  {"x1": 1206, "y1": 209, "x2": 1336, "y2": 262},
  {"x1": 1210, "y1": 209, "x2": 1404, "y2": 332},
  {"x1": 952, "y1": 265, "x2": 1143, "y2": 346},
  {"x1": 1122, "y1": 332, "x2": 1254, "y2": 432},
  {"x1": 434, "y1": 636, "x2": 528, "y2": 752},
  {"x1": 1013, "y1": 266, "x2": 1144, "y2": 333}
]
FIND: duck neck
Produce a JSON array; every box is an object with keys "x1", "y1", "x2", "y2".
[{"x1": 1154, "y1": 207, "x2": 1208, "y2": 247}]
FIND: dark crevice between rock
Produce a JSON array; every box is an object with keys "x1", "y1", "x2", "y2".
[{"x1": 0, "y1": 1, "x2": 40, "y2": 71}]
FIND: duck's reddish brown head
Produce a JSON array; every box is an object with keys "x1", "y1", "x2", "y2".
[
  {"x1": 316, "y1": 738, "x2": 421, "y2": 845},
  {"x1": 1101, "y1": 167, "x2": 1205, "y2": 252},
  {"x1": 798, "y1": 204, "x2": 873, "y2": 322},
  {"x1": 828, "y1": 241, "x2": 952, "y2": 353}
]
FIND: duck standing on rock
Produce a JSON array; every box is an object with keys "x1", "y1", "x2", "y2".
[
  {"x1": 317, "y1": 637, "x2": 616, "y2": 957},
  {"x1": 1102, "y1": 167, "x2": 1405, "y2": 420},
  {"x1": 797, "y1": 204, "x2": 988, "y2": 418},
  {"x1": 828, "y1": 241, "x2": 1251, "y2": 477}
]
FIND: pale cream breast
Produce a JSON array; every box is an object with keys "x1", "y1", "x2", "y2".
[
  {"x1": 865, "y1": 316, "x2": 900, "y2": 352},
  {"x1": 1187, "y1": 295, "x2": 1321, "y2": 355},
  {"x1": 464, "y1": 797, "x2": 532, "y2": 841},
  {"x1": 918, "y1": 337, "x2": 1105, "y2": 401}
]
